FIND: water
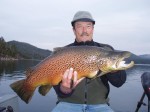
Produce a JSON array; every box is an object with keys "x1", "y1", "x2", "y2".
[{"x1": 0, "y1": 60, "x2": 150, "y2": 112}]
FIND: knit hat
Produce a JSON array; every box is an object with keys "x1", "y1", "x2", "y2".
[{"x1": 71, "y1": 11, "x2": 95, "y2": 26}]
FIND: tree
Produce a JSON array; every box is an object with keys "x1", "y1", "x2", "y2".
[
  {"x1": 0, "y1": 36, "x2": 19, "y2": 58},
  {"x1": 0, "y1": 36, "x2": 6, "y2": 56}
]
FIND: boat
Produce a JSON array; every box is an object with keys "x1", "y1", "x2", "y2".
[{"x1": 0, "y1": 94, "x2": 19, "y2": 112}]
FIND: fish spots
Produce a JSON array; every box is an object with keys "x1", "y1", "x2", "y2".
[{"x1": 24, "y1": 46, "x2": 113, "y2": 88}]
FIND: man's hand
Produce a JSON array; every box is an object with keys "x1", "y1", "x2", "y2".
[{"x1": 60, "y1": 68, "x2": 84, "y2": 94}]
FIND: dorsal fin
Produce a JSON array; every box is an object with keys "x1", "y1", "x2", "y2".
[
  {"x1": 53, "y1": 47, "x2": 64, "y2": 51},
  {"x1": 53, "y1": 47, "x2": 65, "y2": 54}
]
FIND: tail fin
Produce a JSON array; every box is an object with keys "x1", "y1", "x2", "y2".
[{"x1": 10, "y1": 79, "x2": 35, "y2": 104}]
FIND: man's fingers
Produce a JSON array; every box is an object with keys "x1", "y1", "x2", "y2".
[
  {"x1": 62, "y1": 69, "x2": 69, "y2": 82},
  {"x1": 77, "y1": 77, "x2": 85, "y2": 85},
  {"x1": 73, "y1": 71, "x2": 77, "y2": 83},
  {"x1": 73, "y1": 77, "x2": 85, "y2": 89},
  {"x1": 68, "y1": 68, "x2": 73, "y2": 80},
  {"x1": 61, "y1": 68, "x2": 85, "y2": 90},
  {"x1": 62, "y1": 68, "x2": 74, "y2": 88}
]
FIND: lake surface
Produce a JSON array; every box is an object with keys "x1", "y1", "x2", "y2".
[{"x1": 0, "y1": 60, "x2": 150, "y2": 112}]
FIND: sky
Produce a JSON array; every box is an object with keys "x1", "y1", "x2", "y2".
[{"x1": 0, "y1": 0, "x2": 150, "y2": 55}]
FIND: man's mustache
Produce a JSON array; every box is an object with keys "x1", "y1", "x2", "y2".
[{"x1": 80, "y1": 32, "x2": 89, "y2": 36}]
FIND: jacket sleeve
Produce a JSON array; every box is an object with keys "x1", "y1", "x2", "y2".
[
  {"x1": 106, "y1": 70, "x2": 127, "y2": 87},
  {"x1": 53, "y1": 82, "x2": 74, "y2": 98}
]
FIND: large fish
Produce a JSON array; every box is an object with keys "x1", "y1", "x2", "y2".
[{"x1": 10, "y1": 46, "x2": 134, "y2": 103}]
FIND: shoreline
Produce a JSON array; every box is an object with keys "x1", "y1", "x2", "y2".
[
  {"x1": 0, "y1": 57, "x2": 41, "y2": 61},
  {"x1": 0, "y1": 57, "x2": 18, "y2": 61}
]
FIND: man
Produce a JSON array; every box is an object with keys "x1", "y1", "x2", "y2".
[{"x1": 52, "y1": 11, "x2": 126, "y2": 112}]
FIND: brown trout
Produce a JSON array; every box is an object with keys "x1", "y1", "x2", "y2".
[{"x1": 10, "y1": 46, "x2": 134, "y2": 103}]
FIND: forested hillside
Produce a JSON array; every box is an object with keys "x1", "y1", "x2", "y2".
[
  {"x1": 0, "y1": 37, "x2": 51, "y2": 60},
  {"x1": 0, "y1": 37, "x2": 18, "y2": 60}
]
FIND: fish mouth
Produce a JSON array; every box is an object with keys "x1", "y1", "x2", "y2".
[{"x1": 113, "y1": 52, "x2": 134, "y2": 70}]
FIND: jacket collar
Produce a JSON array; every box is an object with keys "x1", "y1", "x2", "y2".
[{"x1": 73, "y1": 39, "x2": 95, "y2": 46}]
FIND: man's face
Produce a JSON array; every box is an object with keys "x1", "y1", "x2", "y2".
[{"x1": 73, "y1": 21, "x2": 94, "y2": 42}]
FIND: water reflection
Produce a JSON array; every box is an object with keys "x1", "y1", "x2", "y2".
[
  {"x1": 126, "y1": 64, "x2": 150, "y2": 83},
  {"x1": 0, "y1": 60, "x2": 40, "y2": 75},
  {"x1": 0, "y1": 60, "x2": 40, "y2": 83},
  {"x1": 0, "y1": 61, "x2": 150, "y2": 112}
]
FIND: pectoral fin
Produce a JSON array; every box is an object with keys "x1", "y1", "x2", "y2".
[
  {"x1": 87, "y1": 71, "x2": 98, "y2": 78},
  {"x1": 38, "y1": 85, "x2": 52, "y2": 96},
  {"x1": 90, "y1": 70, "x2": 104, "y2": 80}
]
